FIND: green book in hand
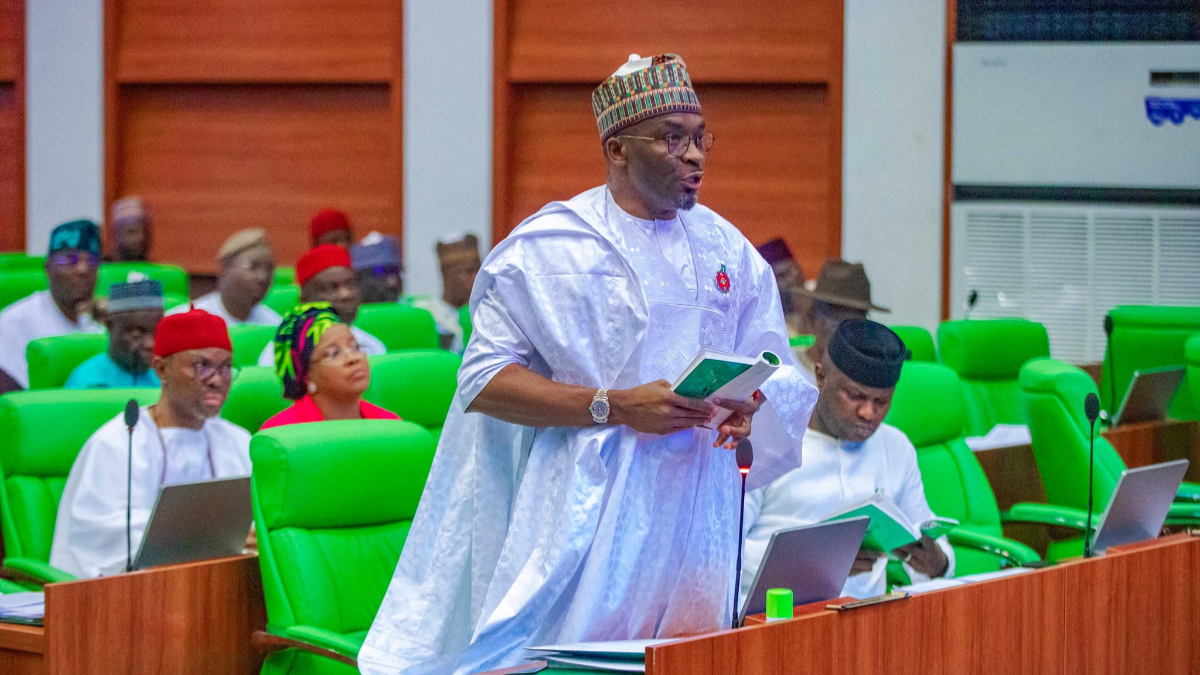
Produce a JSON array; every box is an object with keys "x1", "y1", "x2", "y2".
[
  {"x1": 825, "y1": 493, "x2": 920, "y2": 553},
  {"x1": 671, "y1": 349, "x2": 781, "y2": 429}
]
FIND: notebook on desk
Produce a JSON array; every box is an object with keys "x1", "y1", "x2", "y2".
[
  {"x1": 1091, "y1": 459, "x2": 1188, "y2": 554},
  {"x1": 1111, "y1": 366, "x2": 1185, "y2": 427}
]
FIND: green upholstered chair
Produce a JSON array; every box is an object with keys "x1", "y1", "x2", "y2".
[
  {"x1": 889, "y1": 325, "x2": 937, "y2": 362},
  {"x1": 96, "y1": 262, "x2": 189, "y2": 298},
  {"x1": 1101, "y1": 306, "x2": 1200, "y2": 422},
  {"x1": 222, "y1": 367, "x2": 289, "y2": 433},
  {"x1": 788, "y1": 334, "x2": 815, "y2": 349},
  {"x1": 230, "y1": 324, "x2": 278, "y2": 368},
  {"x1": 251, "y1": 420, "x2": 436, "y2": 674},
  {"x1": 459, "y1": 304, "x2": 472, "y2": 349},
  {"x1": 355, "y1": 304, "x2": 439, "y2": 352},
  {"x1": 0, "y1": 270, "x2": 49, "y2": 310},
  {"x1": 884, "y1": 362, "x2": 1040, "y2": 576},
  {"x1": 364, "y1": 350, "x2": 461, "y2": 442},
  {"x1": 164, "y1": 293, "x2": 189, "y2": 311},
  {"x1": 0, "y1": 388, "x2": 160, "y2": 585},
  {"x1": 0, "y1": 254, "x2": 45, "y2": 272},
  {"x1": 274, "y1": 267, "x2": 296, "y2": 287},
  {"x1": 1018, "y1": 358, "x2": 1200, "y2": 561},
  {"x1": 265, "y1": 286, "x2": 301, "y2": 317},
  {"x1": 26, "y1": 333, "x2": 110, "y2": 390},
  {"x1": 1187, "y1": 333, "x2": 1200, "y2": 416},
  {"x1": 938, "y1": 319, "x2": 1051, "y2": 437}
]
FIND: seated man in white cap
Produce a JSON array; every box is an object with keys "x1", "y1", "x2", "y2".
[
  {"x1": 50, "y1": 308, "x2": 253, "y2": 578},
  {"x1": 107, "y1": 196, "x2": 152, "y2": 262},
  {"x1": 741, "y1": 319, "x2": 953, "y2": 601},
  {"x1": 351, "y1": 232, "x2": 403, "y2": 304},
  {"x1": 792, "y1": 259, "x2": 889, "y2": 383},
  {"x1": 410, "y1": 233, "x2": 481, "y2": 353},
  {"x1": 170, "y1": 228, "x2": 281, "y2": 326},
  {"x1": 66, "y1": 279, "x2": 164, "y2": 389},
  {"x1": 0, "y1": 220, "x2": 105, "y2": 392}
]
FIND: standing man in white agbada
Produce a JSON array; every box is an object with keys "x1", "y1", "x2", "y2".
[
  {"x1": 50, "y1": 309, "x2": 252, "y2": 578},
  {"x1": 0, "y1": 220, "x2": 105, "y2": 392},
  {"x1": 360, "y1": 53, "x2": 817, "y2": 675},
  {"x1": 741, "y1": 319, "x2": 953, "y2": 601}
]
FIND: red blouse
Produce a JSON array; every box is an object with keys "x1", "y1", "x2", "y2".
[{"x1": 260, "y1": 394, "x2": 399, "y2": 430}]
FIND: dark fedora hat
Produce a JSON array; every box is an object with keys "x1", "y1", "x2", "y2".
[{"x1": 797, "y1": 259, "x2": 890, "y2": 313}]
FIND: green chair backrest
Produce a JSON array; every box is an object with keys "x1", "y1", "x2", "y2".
[
  {"x1": 355, "y1": 303, "x2": 439, "y2": 352},
  {"x1": 1101, "y1": 306, "x2": 1200, "y2": 421},
  {"x1": 889, "y1": 325, "x2": 937, "y2": 362},
  {"x1": 96, "y1": 262, "x2": 189, "y2": 298},
  {"x1": 1019, "y1": 358, "x2": 1127, "y2": 515},
  {"x1": 0, "y1": 270, "x2": 49, "y2": 310},
  {"x1": 0, "y1": 254, "x2": 46, "y2": 272},
  {"x1": 251, "y1": 420, "x2": 435, "y2": 640},
  {"x1": 221, "y1": 366, "x2": 289, "y2": 433},
  {"x1": 26, "y1": 333, "x2": 110, "y2": 390},
  {"x1": 0, "y1": 388, "x2": 160, "y2": 562},
  {"x1": 274, "y1": 267, "x2": 296, "y2": 287},
  {"x1": 1186, "y1": 334, "x2": 1200, "y2": 419},
  {"x1": 885, "y1": 361, "x2": 1007, "y2": 576},
  {"x1": 364, "y1": 351, "x2": 461, "y2": 440},
  {"x1": 459, "y1": 304, "x2": 472, "y2": 349},
  {"x1": 229, "y1": 324, "x2": 277, "y2": 368},
  {"x1": 938, "y1": 319, "x2": 1050, "y2": 436},
  {"x1": 163, "y1": 293, "x2": 189, "y2": 311},
  {"x1": 264, "y1": 285, "x2": 300, "y2": 317}
]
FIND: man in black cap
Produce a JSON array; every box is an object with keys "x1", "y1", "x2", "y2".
[
  {"x1": 66, "y1": 279, "x2": 164, "y2": 389},
  {"x1": 793, "y1": 259, "x2": 890, "y2": 383},
  {"x1": 741, "y1": 319, "x2": 952, "y2": 599},
  {"x1": 0, "y1": 220, "x2": 105, "y2": 392}
]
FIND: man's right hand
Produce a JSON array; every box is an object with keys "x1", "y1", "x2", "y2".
[
  {"x1": 609, "y1": 380, "x2": 716, "y2": 435},
  {"x1": 849, "y1": 547, "x2": 883, "y2": 576}
]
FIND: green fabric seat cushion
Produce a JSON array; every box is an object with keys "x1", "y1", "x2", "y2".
[
  {"x1": 889, "y1": 325, "x2": 937, "y2": 363},
  {"x1": 26, "y1": 333, "x2": 110, "y2": 390},
  {"x1": 0, "y1": 271, "x2": 49, "y2": 310},
  {"x1": 0, "y1": 254, "x2": 46, "y2": 271},
  {"x1": 355, "y1": 304, "x2": 439, "y2": 351},
  {"x1": 459, "y1": 304, "x2": 472, "y2": 348},
  {"x1": 1102, "y1": 305, "x2": 1200, "y2": 421},
  {"x1": 265, "y1": 285, "x2": 301, "y2": 317},
  {"x1": 938, "y1": 319, "x2": 1050, "y2": 436},
  {"x1": 229, "y1": 324, "x2": 277, "y2": 368},
  {"x1": 221, "y1": 366, "x2": 289, "y2": 433},
  {"x1": 274, "y1": 267, "x2": 297, "y2": 287},
  {"x1": 364, "y1": 350, "x2": 461, "y2": 434},
  {"x1": 96, "y1": 262, "x2": 189, "y2": 298},
  {"x1": 1187, "y1": 334, "x2": 1200, "y2": 417}
]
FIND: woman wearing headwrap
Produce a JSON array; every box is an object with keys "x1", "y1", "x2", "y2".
[{"x1": 260, "y1": 303, "x2": 398, "y2": 429}]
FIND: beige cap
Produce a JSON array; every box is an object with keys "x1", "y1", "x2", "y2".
[{"x1": 218, "y1": 228, "x2": 270, "y2": 261}]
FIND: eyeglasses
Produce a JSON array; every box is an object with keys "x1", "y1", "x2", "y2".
[
  {"x1": 233, "y1": 260, "x2": 275, "y2": 276},
  {"x1": 190, "y1": 359, "x2": 238, "y2": 383},
  {"x1": 49, "y1": 252, "x2": 100, "y2": 270},
  {"x1": 316, "y1": 342, "x2": 364, "y2": 365},
  {"x1": 615, "y1": 132, "x2": 715, "y2": 158}
]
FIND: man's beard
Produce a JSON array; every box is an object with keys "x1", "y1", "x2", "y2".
[{"x1": 674, "y1": 191, "x2": 698, "y2": 211}]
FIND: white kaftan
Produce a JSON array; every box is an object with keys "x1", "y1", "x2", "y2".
[
  {"x1": 169, "y1": 292, "x2": 281, "y2": 327},
  {"x1": 49, "y1": 408, "x2": 252, "y2": 578},
  {"x1": 359, "y1": 186, "x2": 817, "y2": 675},
  {"x1": 741, "y1": 424, "x2": 955, "y2": 600},
  {"x1": 0, "y1": 290, "x2": 103, "y2": 388}
]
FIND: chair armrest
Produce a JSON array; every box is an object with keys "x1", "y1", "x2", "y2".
[
  {"x1": 946, "y1": 528, "x2": 1041, "y2": 566},
  {"x1": 1166, "y1": 501, "x2": 1200, "y2": 522},
  {"x1": 252, "y1": 628, "x2": 358, "y2": 667},
  {"x1": 282, "y1": 625, "x2": 363, "y2": 659},
  {"x1": 1002, "y1": 503, "x2": 1091, "y2": 532},
  {"x1": 1175, "y1": 482, "x2": 1200, "y2": 503},
  {"x1": 2, "y1": 558, "x2": 78, "y2": 584}
]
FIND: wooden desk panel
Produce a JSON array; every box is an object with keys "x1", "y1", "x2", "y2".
[
  {"x1": 0, "y1": 622, "x2": 46, "y2": 675},
  {"x1": 1106, "y1": 419, "x2": 1200, "y2": 483}
]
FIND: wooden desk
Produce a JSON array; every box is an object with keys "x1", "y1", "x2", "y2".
[
  {"x1": 0, "y1": 555, "x2": 266, "y2": 675},
  {"x1": 643, "y1": 534, "x2": 1200, "y2": 675}
]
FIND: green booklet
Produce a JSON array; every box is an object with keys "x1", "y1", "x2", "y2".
[
  {"x1": 672, "y1": 350, "x2": 780, "y2": 429},
  {"x1": 826, "y1": 494, "x2": 959, "y2": 552}
]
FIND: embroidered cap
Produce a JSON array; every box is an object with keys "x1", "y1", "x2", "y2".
[
  {"x1": 108, "y1": 279, "x2": 164, "y2": 313},
  {"x1": 48, "y1": 220, "x2": 102, "y2": 257},
  {"x1": 592, "y1": 54, "x2": 702, "y2": 141}
]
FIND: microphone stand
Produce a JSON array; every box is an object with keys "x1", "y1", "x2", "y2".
[{"x1": 732, "y1": 468, "x2": 748, "y2": 630}]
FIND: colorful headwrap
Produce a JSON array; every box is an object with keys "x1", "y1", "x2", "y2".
[
  {"x1": 273, "y1": 302, "x2": 345, "y2": 400},
  {"x1": 591, "y1": 53, "x2": 702, "y2": 141}
]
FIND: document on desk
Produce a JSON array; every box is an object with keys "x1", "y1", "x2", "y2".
[
  {"x1": 0, "y1": 591, "x2": 45, "y2": 625},
  {"x1": 966, "y1": 424, "x2": 1032, "y2": 451},
  {"x1": 528, "y1": 639, "x2": 672, "y2": 672},
  {"x1": 897, "y1": 566, "x2": 1035, "y2": 594}
]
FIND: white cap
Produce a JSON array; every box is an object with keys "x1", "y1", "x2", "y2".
[{"x1": 612, "y1": 54, "x2": 652, "y2": 77}]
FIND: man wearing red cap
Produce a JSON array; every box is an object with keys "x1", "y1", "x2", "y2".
[
  {"x1": 255, "y1": 244, "x2": 386, "y2": 366},
  {"x1": 310, "y1": 208, "x2": 354, "y2": 249},
  {"x1": 50, "y1": 309, "x2": 253, "y2": 578}
]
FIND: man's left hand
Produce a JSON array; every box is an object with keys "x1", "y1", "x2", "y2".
[
  {"x1": 712, "y1": 390, "x2": 762, "y2": 449},
  {"x1": 894, "y1": 534, "x2": 948, "y2": 578}
]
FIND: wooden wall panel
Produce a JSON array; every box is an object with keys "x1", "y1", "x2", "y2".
[
  {"x1": 118, "y1": 84, "x2": 395, "y2": 274},
  {"x1": 106, "y1": 0, "x2": 402, "y2": 274},
  {"x1": 494, "y1": 0, "x2": 843, "y2": 270},
  {"x1": 0, "y1": 0, "x2": 23, "y2": 251}
]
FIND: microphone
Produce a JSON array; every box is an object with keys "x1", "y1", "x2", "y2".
[
  {"x1": 732, "y1": 439, "x2": 754, "y2": 629},
  {"x1": 1103, "y1": 315, "x2": 1115, "y2": 421},
  {"x1": 964, "y1": 290, "x2": 979, "y2": 319},
  {"x1": 1084, "y1": 393, "x2": 1100, "y2": 558},
  {"x1": 124, "y1": 399, "x2": 139, "y2": 572}
]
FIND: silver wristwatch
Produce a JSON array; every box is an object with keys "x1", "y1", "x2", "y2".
[{"x1": 589, "y1": 389, "x2": 610, "y2": 424}]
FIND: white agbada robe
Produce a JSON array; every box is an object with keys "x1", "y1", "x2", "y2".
[
  {"x1": 0, "y1": 290, "x2": 103, "y2": 388},
  {"x1": 255, "y1": 324, "x2": 387, "y2": 367},
  {"x1": 168, "y1": 291, "x2": 281, "y2": 327},
  {"x1": 359, "y1": 186, "x2": 818, "y2": 675},
  {"x1": 410, "y1": 296, "x2": 466, "y2": 354},
  {"x1": 741, "y1": 424, "x2": 955, "y2": 600},
  {"x1": 49, "y1": 408, "x2": 252, "y2": 578}
]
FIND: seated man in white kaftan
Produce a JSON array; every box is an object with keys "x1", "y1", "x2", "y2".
[
  {"x1": 50, "y1": 308, "x2": 253, "y2": 578},
  {"x1": 742, "y1": 319, "x2": 953, "y2": 601},
  {"x1": 359, "y1": 53, "x2": 818, "y2": 675}
]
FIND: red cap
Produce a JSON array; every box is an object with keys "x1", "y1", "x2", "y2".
[
  {"x1": 310, "y1": 208, "x2": 351, "y2": 242},
  {"x1": 297, "y1": 244, "x2": 353, "y2": 286},
  {"x1": 153, "y1": 309, "x2": 232, "y2": 357}
]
